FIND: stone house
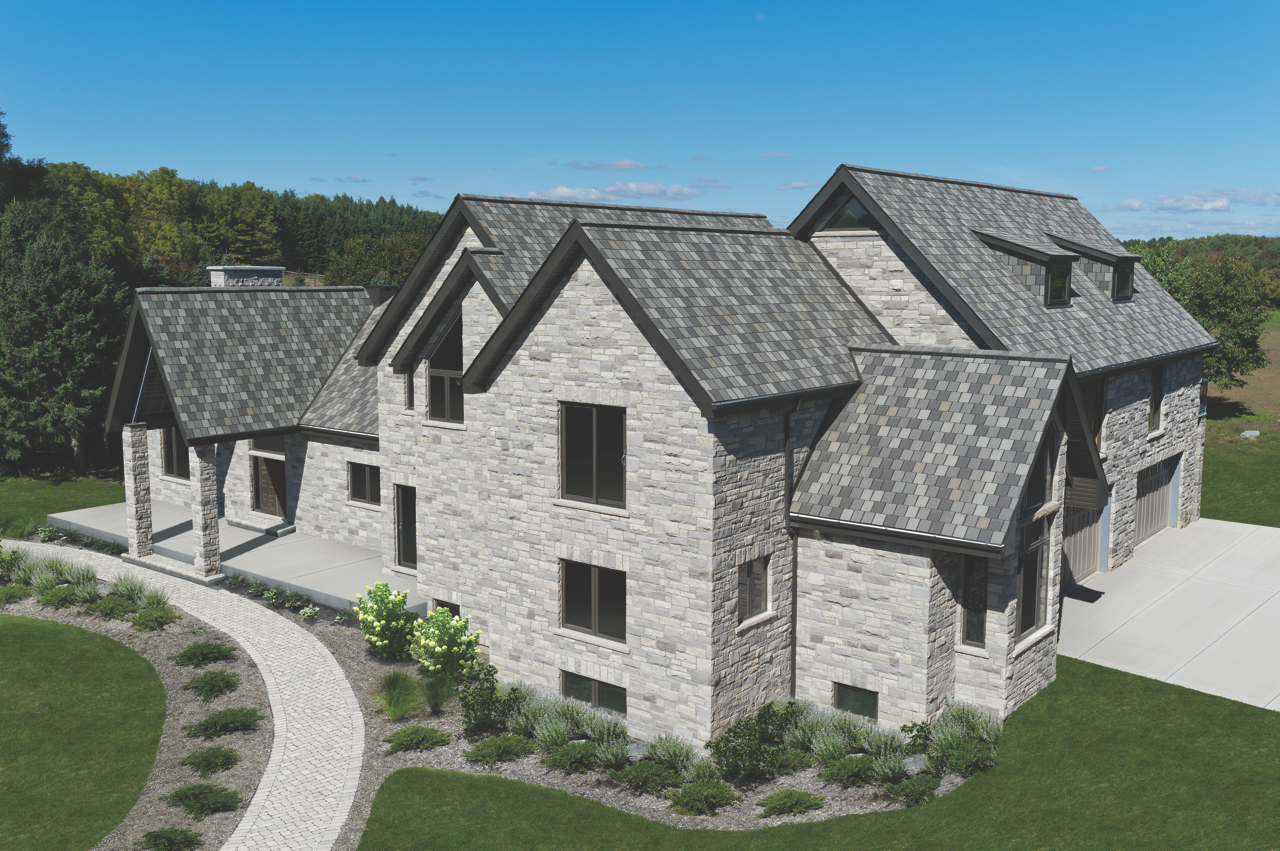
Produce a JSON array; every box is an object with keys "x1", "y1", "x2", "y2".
[{"x1": 105, "y1": 166, "x2": 1215, "y2": 745}]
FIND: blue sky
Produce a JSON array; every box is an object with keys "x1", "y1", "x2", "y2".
[{"x1": 4, "y1": 0, "x2": 1278, "y2": 238}]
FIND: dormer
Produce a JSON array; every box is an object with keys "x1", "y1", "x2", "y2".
[
  {"x1": 1046, "y1": 234, "x2": 1140, "y2": 302},
  {"x1": 973, "y1": 230, "x2": 1079, "y2": 306}
]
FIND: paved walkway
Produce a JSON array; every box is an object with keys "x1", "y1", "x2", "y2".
[
  {"x1": 1059, "y1": 518, "x2": 1280, "y2": 710},
  {"x1": 10, "y1": 540, "x2": 365, "y2": 851}
]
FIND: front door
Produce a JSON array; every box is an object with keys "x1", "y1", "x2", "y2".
[{"x1": 253, "y1": 456, "x2": 287, "y2": 518}]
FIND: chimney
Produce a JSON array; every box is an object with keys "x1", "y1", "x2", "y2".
[{"x1": 208, "y1": 266, "x2": 286, "y2": 287}]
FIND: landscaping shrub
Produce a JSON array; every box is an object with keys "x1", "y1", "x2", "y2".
[
  {"x1": 354, "y1": 581, "x2": 419, "y2": 661},
  {"x1": 928, "y1": 734, "x2": 996, "y2": 777},
  {"x1": 645, "y1": 734, "x2": 698, "y2": 775},
  {"x1": 223, "y1": 573, "x2": 247, "y2": 590},
  {"x1": 38, "y1": 584, "x2": 79, "y2": 608},
  {"x1": 924, "y1": 702, "x2": 1002, "y2": 777},
  {"x1": 0, "y1": 583, "x2": 35, "y2": 604},
  {"x1": 160, "y1": 783, "x2": 243, "y2": 820},
  {"x1": 383, "y1": 725, "x2": 452, "y2": 755},
  {"x1": 300, "y1": 603, "x2": 320, "y2": 620},
  {"x1": 534, "y1": 716, "x2": 572, "y2": 750},
  {"x1": 580, "y1": 711, "x2": 628, "y2": 745},
  {"x1": 373, "y1": 670, "x2": 423, "y2": 720},
  {"x1": 10, "y1": 556, "x2": 41, "y2": 586},
  {"x1": 901, "y1": 720, "x2": 932, "y2": 755},
  {"x1": 0, "y1": 546, "x2": 25, "y2": 582},
  {"x1": 181, "y1": 744, "x2": 240, "y2": 778},
  {"x1": 597, "y1": 739, "x2": 630, "y2": 770},
  {"x1": 872, "y1": 755, "x2": 908, "y2": 785},
  {"x1": 776, "y1": 747, "x2": 816, "y2": 775},
  {"x1": 183, "y1": 707, "x2": 265, "y2": 739},
  {"x1": 463, "y1": 733, "x2": 537, "y2": 766},
  {"x1": 543, "y1": 740, "x2": 599, "y2": 773},
  {"x1": 86, "y1": 594, "x2": 138, "y2": 619},
  {"x1": 756, "y1": 699, "x2": 807, "y2": 743},
  {"x1": 111, "y1": 575, "x2": 149, "y2": 604},
  {"x1": 37, "y1": 524, "x2": 61, "y2": 542},
  {"x1": 334, "y1": 607, "x2": 356, "y2": 624},
  {"x1": 820, "y1": 754, "x2": 876, "y2": 787},
  {"x1": 142, "y1": 589, "x2": 170, "y2": 609},
  {"x1": 409, "y1": 606, "x2": 481, "y2": 681},
  {"x1": 137, "y1": 827, "x2": 204, "y2": 851},
  {"x1": 284, "y1": 591, "x2": 311, "y2": 611},
  {"x1": 459, "y1": 663, "x2": 522, "y2": 731},
  {"x1": 131, "y1": 606, "x2": 181, "y2": 632},
  {"x1": 682, "y1": 757, "x2": 722, "y2": 784},
  {"x1": 864, "y1": 726, "x2": 907, "y2": 760},
  {"x1": 72, "y1": 581, "x2": 100, "y2": 604},
  {"x1": 246, "y1": 579, "x2": 269, "y2": 598},
  {"x1": 29, "y1": 564, "x2": 61, "y2": 594},
  {"x1": 185, "y1": 670, "x2": 241, "y2": 703},
  {"x1": 936, "y1": 702, "x2": 1003, "y2": 745},
  {"x1": 423, "y1": 673, "x2": 452, "y2": 715},
  {"x1": 610, "y1": 761, "x2": 679, "y2": 795},
  {"x1": 759, "y1": 789, "x2": 825, "y2": 817},
  {"x1": 887, "y1": 772, "x2": 942, "y2": 806},
  {"x1": 812, "y1": 730, "x2": 850, "y2": 765},
  {"x1": 263, "y1": 585, "x2": 288, "y2": 608},
  {"x1": 667, "y1": 780, "x2": 741, "y2": 816},
  {"x1": 63, "y1": 565, "x2": 98, "y2": 587},
  {"x1": 174, "y1": 642, "x2": 238, "y2": 667},
  {"x1": 705, "y1": 716, "x2": 780, "y2": 780}
]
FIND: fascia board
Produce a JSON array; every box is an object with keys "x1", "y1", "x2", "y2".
[
  {"x1": 389, "y1": 249, "x2": 507, "y2": 374},
  {"x1": 786, "y1": 170, "x2": 854, "y2": 237},
  {"x1": 789, "y1": 513, "x2": 1006, "y2": 557},
  {"x1": 104, "y1": 300, "x2": 145, "y2": 434},
  {"x1": 137, "y1": 309, "x2": 193, "y2": 444},
  {"x1": 1045, "y1": 233, "x2": 1139, "y2": 265},
  {"x1": 973, "y1": 230, "x2": 1079, "y2": 265}
]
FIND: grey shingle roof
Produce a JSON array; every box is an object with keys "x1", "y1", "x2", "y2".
[
  {"x1": 137, "y1": 287, "x2": 371, "y2": 443},
  {"x1": 299, "y1": 301, "x2": 388, "y2": 436},
  {"x1": 835, "y1": 167, "x2": 1216, "y2": 374},
  {"x1": 791, "y1": 346, "x2": 1069, "y2": 547}
]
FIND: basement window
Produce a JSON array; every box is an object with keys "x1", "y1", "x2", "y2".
[
  {"x1": 162, "y1": 427, "x2": 189, "y2": 479},
  {"x1": 428, "y1": 318, "x2": 463, "y2": 424},
  {"x1": 563, "y1": 671, "x2": 627, "y2": 715},
  {"x1": 434, "y1": 599, "x2": 460, "y2": 618},
  {"x1": 834, "y1": 683, "x2": 878, "y2": 720}
]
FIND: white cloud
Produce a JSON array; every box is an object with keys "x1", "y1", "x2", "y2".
[
  {"x1": 1151, "y1": 193, "x2": 1231, "y2": 212},
  {"x1": 686, "y1": 154, "x2": 712, "y2": 163},
  {"x1": 525, "y1": 182, "x2": 704, "y2": 202},
  {"x1": 567, "y1": 159, "x2": 650, "y2": 171},
  {"x1": 1219, "y1": 188, "x2": 1280, "y2": 204},
  {"x1": 347, "y1": 174, "x2": 369, "y2": 183},
  {"x1": 1090, "y1": 166, "x2": 1109, "y2": 173},
  {"x1": 526, "y1": 186, "x2": 615, "y2": 201},
  {"x1": 762, "y1": 152, "x2": 790, "y2": 159},
  {"x1": 409, "y1": 175, "x2": 431, "y2": 183},
  {"x1": 777, "y1": 181, "x2": 820, "y2": 191},
  {"x1": 1106, "y1": 199, "x2": 1145, "y2": 211},
  {"x1": 310, "y1": 177, "x2": 326, "y2": 182}
]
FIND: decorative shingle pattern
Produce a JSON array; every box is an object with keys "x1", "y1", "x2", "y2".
[
  {"x1": 792, "y1": 346, "x2": 1069, "y2": 546},
  {"x1": 847, "y1": 167, "x2": 1216, "y2": 374},
  {"x1": 139, "y1": 287, "x2": 370, "y2": 443},
  {"x1": 300, "y1": 301, "x2": 388, "y2": 436},
  {"x1": 580, "y1": 224, "x2": 890, "y2": 404}
]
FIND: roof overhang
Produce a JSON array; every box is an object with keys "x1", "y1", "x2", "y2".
[
  {"x1": 1046, "y1": 233, "x2": 1140, "y2": 266},
  {"x1": 789, "y1": 513, "x2": 1006, "y2": 558},
  {"x1": 973, "y1": 229, "x2": 1080, "y2": 265}
]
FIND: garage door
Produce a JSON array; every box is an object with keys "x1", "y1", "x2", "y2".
[
  {"x1": 1063, "y1": 506, "x2": 1101, "y2": 583},
  {"x1": 1136, "y1": 457, "x2": 1177, "y2": 544}
]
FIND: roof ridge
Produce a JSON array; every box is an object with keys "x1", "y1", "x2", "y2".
[
  {"x1": 848, "y1": 344, "x2": 1070, "y2": 364},
  {"x1": 137, "y1": 287, "x2": 368, "y2": 294},
  {"x1": 458, "y1": 193, "x2": 770, "y2": 219},
  {"x1": 842, "y1": 165, "x2": 1078, "y2": 200},
  {"x1": 578, "y1": 220, "x2": 790, "y2": 236}
]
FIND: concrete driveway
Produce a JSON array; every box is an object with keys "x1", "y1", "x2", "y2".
[{"x1": 1059, "y1": 518, "x2": 1280, "y2": 711}]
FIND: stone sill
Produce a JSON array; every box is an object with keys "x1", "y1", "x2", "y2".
[
  {"x1": 552, "y1": 498, "x2": 629, "y2": 519},
  {"x1": 1147, "y1": 428, "x2": 1166, "y2": 441},
  {"x1": 384, "y1": 565, "x2": 416, "y2": 579},
  {"x1": 423, "y1": 419, "x2": 466, "y2": 432},
  {"x1": 735, "y1": 609, "x2": 779, "y2": 635},
  {"x1": 1012, "y1": 623, "x2": 1056, "y2": 658},
  {"x1": 159, "y1": 474, "x2": 191, "y2": 485},
  {"x1": 553, "y1": 627, "x2": 630, "y2": 654},
  {"x1": 954, "y1": 643, "x2": 990, "y2": 660},
  {"x1": 346, "y1": 500, "x2": 382, "y2": 513}
]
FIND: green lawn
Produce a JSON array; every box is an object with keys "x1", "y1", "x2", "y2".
[
  {"x1": 357, "y1": 657, "x2": 1280, "y2": 851},
  {"x1": 0, "y1": 475, "x2": 124, "y2": 537},
  {"x1": 0, "y1": 615, "x2": 166, "y2": 851}
]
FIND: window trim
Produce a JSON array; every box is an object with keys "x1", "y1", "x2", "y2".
[
  {"x1": 560, "y1": 403, "x2": 626, "y2": 508},
  {"x1": 347, "y1": 462, "x2": 381, "y2": 506},
  {"x1": 961, "y1": 554, "x2": 988, "y2": 648},
  {"x1": 562, "y1": 670, "x2": 627, "y2": 715},
  {"x1": 1112, "y1": 263, "x2": 1135, "y2": 301},
  {"x1": 561, "y1": 560, "x2": 626, "y2": 644},
  {"x1": 428, "y1": 317, "x2": 464, "y2": 424},
  {"x1": 1045, "y1": 263, "x2": 1072, "y2": 306}
]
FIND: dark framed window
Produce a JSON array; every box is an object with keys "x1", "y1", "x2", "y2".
[
  {"x1": 562, "y1": 560, "x2": 626, "y2": 642},
  {"x1": 561, "y1": 403, "x2": 625, "y2": 506},
  {"x1": 348, "y1": 462, "x2": 380, "y2": 505},
  {"x1": 834, "y1": 683, "x2": 878, "y2": 720},
  {"x1": 162, "y1": 427, "x2": 189, "y2": 479},
  {"x1": 1113, "y1": 264, "x2": 1134, "y2": 300},
  {"x1": 1017, "y1": 518, "x2": 1048, "y2": 639},
  {"x1": 1046, "y1": 265, "x2": 1071, "y2": 305},
  {"x1": 428, "y1": 318, "x2": 464, "y2": 423},
  {"x1": 962, "y1": 555, "x2": 987, "y2": 647},
  {"x1": 395, "y1": 484, "x2": 417, "y2": 567},
  {"x1": 1149, "y1": 365, "x2": 1165, "y2": 432},
  {"x1": 251, "y1": 434, "x2": 286, "y2": 454},
  {"x1": 563, "y1": 671, "x2": 627, "y2": 715},
  {"x1": 1025, "y1": 427, "x2": 1055, "y2": 509},
  {"x1": 738, "y1": 557, "x2": 768, "y2": 624},
  {"x1": 434, "y1": 599, "x2": 460, "y2": 618},
  {"x1": 1199, "y1": 378, "x2": 1209, "y2": 418},
  {"x1": 821, "y1": 196, "x2": 877, "y2": 230},
  {"x1": 404, "y1": 372, "x2": 415, "y2": 410}
]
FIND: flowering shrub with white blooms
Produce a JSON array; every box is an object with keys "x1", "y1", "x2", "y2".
[
  {"x1": 410, "y1": 606, "x2": 481, "y2": 682},
  {"x1": 354, "y1": 581, "x2": 419, "y2": 661}
]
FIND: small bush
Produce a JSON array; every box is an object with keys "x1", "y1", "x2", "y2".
[
  {"x1": 682, "y1": 758, "x2": 722, "y2": 784},
  {"x1": 354, "y1": 581, "x2": 419, "y2": 661},
  {"x1": 872, "y1": 755, "x2": 907, "y2": 785},
  {"x1": 759, "y1": 789, "x2": 825, "y2": 818},
  {"x1": 812, "y1": 731, "x2": 850, "y2": 766},
  {"x1": 820, "y1": 754, "x2": 876, "y2": 787},
  {"x1": 284, "y1": 591, "x2": 311, "y2": 611},
  {"x1": 72, "y1": 582, "x2": 101, "y2": 605},
  {"x1": 532, "y1": 715, "x2": 570, "y2": 750},
  {"x1": 864, "y1": 727, "x2": 907, "y2": 760},
  {"x1": 223, "y1": 573, "x2": 247, "y2": 590},
  {"x1": 142, "y1": 589, "x2": 170, "y2": 609},
  {"x1": 776, "y1": 747, "x2": 817, "y2": 775},
  {"x1": 112, "y1": 575, "x2": 149, "y2": 604},
  {"x1": 263, "y1": 585, "x2": 288, "y2": 608},
  {"x1": 645, "y1": 733, "x2": 698, "y2": 775},
  {"x1": 104, "y1": 541, "x2": 126, "y2": 556},
  {"x1": 409, "y1": 606, "x2": 481, "y2": 681},
  {"x1": 373, "y1": 670, "x2": 423, "y2": 720},
  {"x1": 459, "y1": 663, "x2": 521, "y2": 731},
  {"x1": 580, "y1": 711, "x2": 628, "y2": 745},
  {"x1": 0, "y1": 546, "x2": 26, "y2": 582},
  {"x1": 756, "y1": 700, "x2": 807, "y2": 743},
  {"x1": 887, "y1": 772, "x2": 942, "y2": 806},
  {"x1": 705, "y1": 717, "x2": 779, "y2": 780},
  {"x1": 667, "y1": 780, "x2": 742, "y2": 816},
  {"x1": 181, "y1": 744, "x2": 240, "y2": 777},
  {"x1": 300, "y1": 604, "x2": 320, "y2": 619},
  {"x1": 37, "y1": 525, "x2": 61, "y2": 542},
  {"x1": 597, "y1": 739, "x2": 630, "y2": 770},
  {"x1": 29, "y1": 565, "x2": 61, "y2": 594},
  {"x1": 543, "y1": 740, "x2": 599, "y2": 774},
  {"x1": 183, "y1": 707, "x2": 265, "y2": 739},
  {"x1": 383, "y1": 725, "x2": 452, "y2": 754},
  {"x1": 464, "y1": 733, "x2": 537, "y2": 766},
  {"x1": 86, "y1": 594, "x2": 138, "y2": 619},
  {"x1": 929, "y1": 736, "x2": 996, "y2": 777},
  {"x1": 610, "y1": 761, "x2": 679, "y2": 795},
  {"x1": 0, "y1": 584, "x2": 35, "y2": 604},
  {"x1": 901, "y1": 720, "x2": 932, "y2": 755},
  {"x1": 132, "y1": 606, "x2": 181, "y2": 632},
  {"x1": 423, "y1": 673, "x2": 452, "y2": 715},
  {"x1": 937, "y1": 702, "x2": 1003, "y2": 745},
  {"x1": 136, "y1": 827, "x2": 204, "y2": 851},
  {"x1": 334, "y1": 607, "x2": 356, "y2": 624},
  {"x1": 39, "y1": 584, "x2": 80, "y2": 608},
  {"x1": 10, "y1": 556, "x2": 41, "y2": 586},
  {"x1": 174, "y1": 642, "x2": 238, "y2": 667},
  {"x1": 246, "y1": 579, "x2": 269, "y2": 598},
  {"x1": 160, "y1": 783, "x2": 242, "y2": 821},
  {"x1": 63, "y1": 565, "x2": 98, "y2": 587},
  {"x1": 185, "y1": 670, "x2": 241, "y2": 703}
]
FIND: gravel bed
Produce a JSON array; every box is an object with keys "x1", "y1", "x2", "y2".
[{"x1": 3, "y1": 585, "x2": 273, "y2": 851}]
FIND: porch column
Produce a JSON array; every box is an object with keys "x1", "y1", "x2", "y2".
[
  {"x1": 191, "y1": 443, "x2": 221, "y2": 576},
  {"x1": 123, "y1": 423, "x2": 153, "y2": 557}
]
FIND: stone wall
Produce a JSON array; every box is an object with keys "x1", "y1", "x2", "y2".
[
  {"x1": 291, "y1": 434, "x2": 384, "y2": 546},
  {"x1": 927, "y1": 551, "x2": 960, "y2": 716},
  {"x1": 147, "y1": 429, "x2": 193, "y2": 509},
  {"x1": 810, "y1": 232, "x2": 980, "y2": 347}
]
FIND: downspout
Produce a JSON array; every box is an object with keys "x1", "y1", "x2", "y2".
[{"x1": 783, "y1": 399, "x2": 801, "y2": 699}]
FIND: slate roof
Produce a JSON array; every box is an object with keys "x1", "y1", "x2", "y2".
[
  {"x1": 136, "y1": 287, "x2": 370, "y2": 443},
  {"x1": 791, "y1": 346, "x2": 1070, "y2": 547},
  {"x1": 299, "y1": 301, "x2": 389, "y2": 436},
  {"x1": 803, "y1": 167, "x2": 1216, "y2": 374}
]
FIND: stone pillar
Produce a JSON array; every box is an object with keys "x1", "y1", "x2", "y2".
[
  {"x1": 123, "y1": 424, "x2": 153, "y2": 557},
  {"x1": 192, "y1": 443, "x2": 221, "y2": 576}
]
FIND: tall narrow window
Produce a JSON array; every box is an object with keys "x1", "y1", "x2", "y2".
[
  {"x1": 1113, "y1": 264, "x2": 1134, "y2": 300},
  {"x1": 404, "y1": 372, "x2": 415, "y2": 410},
  {"x1": 162, "y1": 427, "x2": 190, "y2": 479},
  {"x1": 834, "y1": 683, "x2": 878, "y2": 720},
  {"x1": 562, "y1": 560, "x2": 626, "y2": 642},
  {"x1": 1149, "y1": 365, "x2": 1164, "y2": 432},
  {"x1": 395, "y1": 485, "x2": 417, "y2": 567},
  {"x1": 348, "y1": 462, "x2": 380, "y2": 505},
  {"x1": 1199, "y1": 378, "x2": 1209, "y2": 418},
  {"x1": 1017, "y1": 519, "x2": 1048, "y2": 639},
  {"x1": 1025, "y1": 428, "x2": 1054, "y2": 509},
  {"x1": 561, "y1": 404, "x2": 625, "y2": 506},
  {"x1": 1046, "y1": 265, "x2": 1071, "y2": 305},
  {"x1": 962, "y1": 555, "x2": 987, "y2": 647},
  {"x1": 563, "y1": 671, "x2": 627, "y2": 715},
  {"x1": 428, "y1": 318, "x2": 464, "y2": 423},
  {"x1": 738, "y1": 557, "x2": 768, "y2": 624}
]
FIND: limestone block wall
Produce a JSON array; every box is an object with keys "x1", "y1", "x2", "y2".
[
  {"x1": 223, "y1": 438, "x2": 305, "y2": 528},
  {"x1": 927, "y1": 551, "x2": 960, "y2": 715},
  {"x1": 291, "y1": 434, "x2": 383, "y2": 546},
  {"x1": 147, "y1": 429, "x2": 193, "y2": 509},
  {"x1": 810, "y1": 232, "x2": 980, "y2": 347}
]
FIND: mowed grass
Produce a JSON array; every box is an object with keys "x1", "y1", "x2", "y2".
[
  {"x1": 0, "y1": 475, "x2": 124, "y2": 537},
  {"x1": 356, "y1": 657, "x2": 1280, "y2": 851},
  {"x1": 0, "y1": 615, "x2": 166, "y2": 851}
]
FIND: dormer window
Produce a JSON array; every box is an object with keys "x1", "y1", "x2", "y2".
[
  {"x1": 1046, "y1": 265, "x2": 1071, "y2": 305},
  {"x1": 821, "y1": 196, "x2": 877, "y2": 230},
  {"x1": 428, "y1": 317, "x2": 463, "y2": 423},
  {"x1": 1113, "y1": 264, "x2": 1134, "y2": 301}
]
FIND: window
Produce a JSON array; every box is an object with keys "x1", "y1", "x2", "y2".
[
  {"x1": 428, "y1": 318, "x2": 463, "y2": 423},
  {"x1": 1113, "y1": 264, "x2": 1134, "y2": 300},
  {"x1": 821, "y1": 196, "x2": 877, "y2": 230},
  {"x1": 1017, "y1": 518, "x2": 1048, "y2": 639},
  {"x1": 404, "y1": 372, "x2": 415, "y2": 410},
  {"x1": 834, "y1": 683, "x2": 878, "y2": 720},
  {"x1": 562, "y1": 560, "x2": 626, "y2": 642},
  {"x1": 395, "y1": 485, "x2": 417, "y2": 567},
  {"x1": 1149, "y1": 365, "x2": 1165, "y2": 432},
  {"x1": 563, "y1": 671, "x2": 627, "y2": 715},
  {"x1": 162, "y1": 427, "x2": 189, "y2": 479},
  {"x1": 348, "y1": 462, "x2": 380, "y2": 505},
  {"x1": 1199, "y1": 378, "x2": 1209, "y2": 418},
  {"x1": 251, "y1": 434, "x2": 286, "y2": 454},
  {"x1": 962, "y1": 555, "x2": 987, "y2": 647},
  {"x1": 1025, "y1": 427, "x2": 1055, "y2": 509},
  {"x1": 561, "y1": 404, "x2": 625, "y2": 506},
  {"x1": 1046, "y1": 264, "x2": 1071, "y2": 305},
  {"x1": 1080, "y1": 379, "x2": 1106, "y2": 448},
  {"x1": 434, "y1": 599, "x2": 460, "y2": 618},
  {"x1": 737, "y1": 557, "x2": 768, "y2": 624}
]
